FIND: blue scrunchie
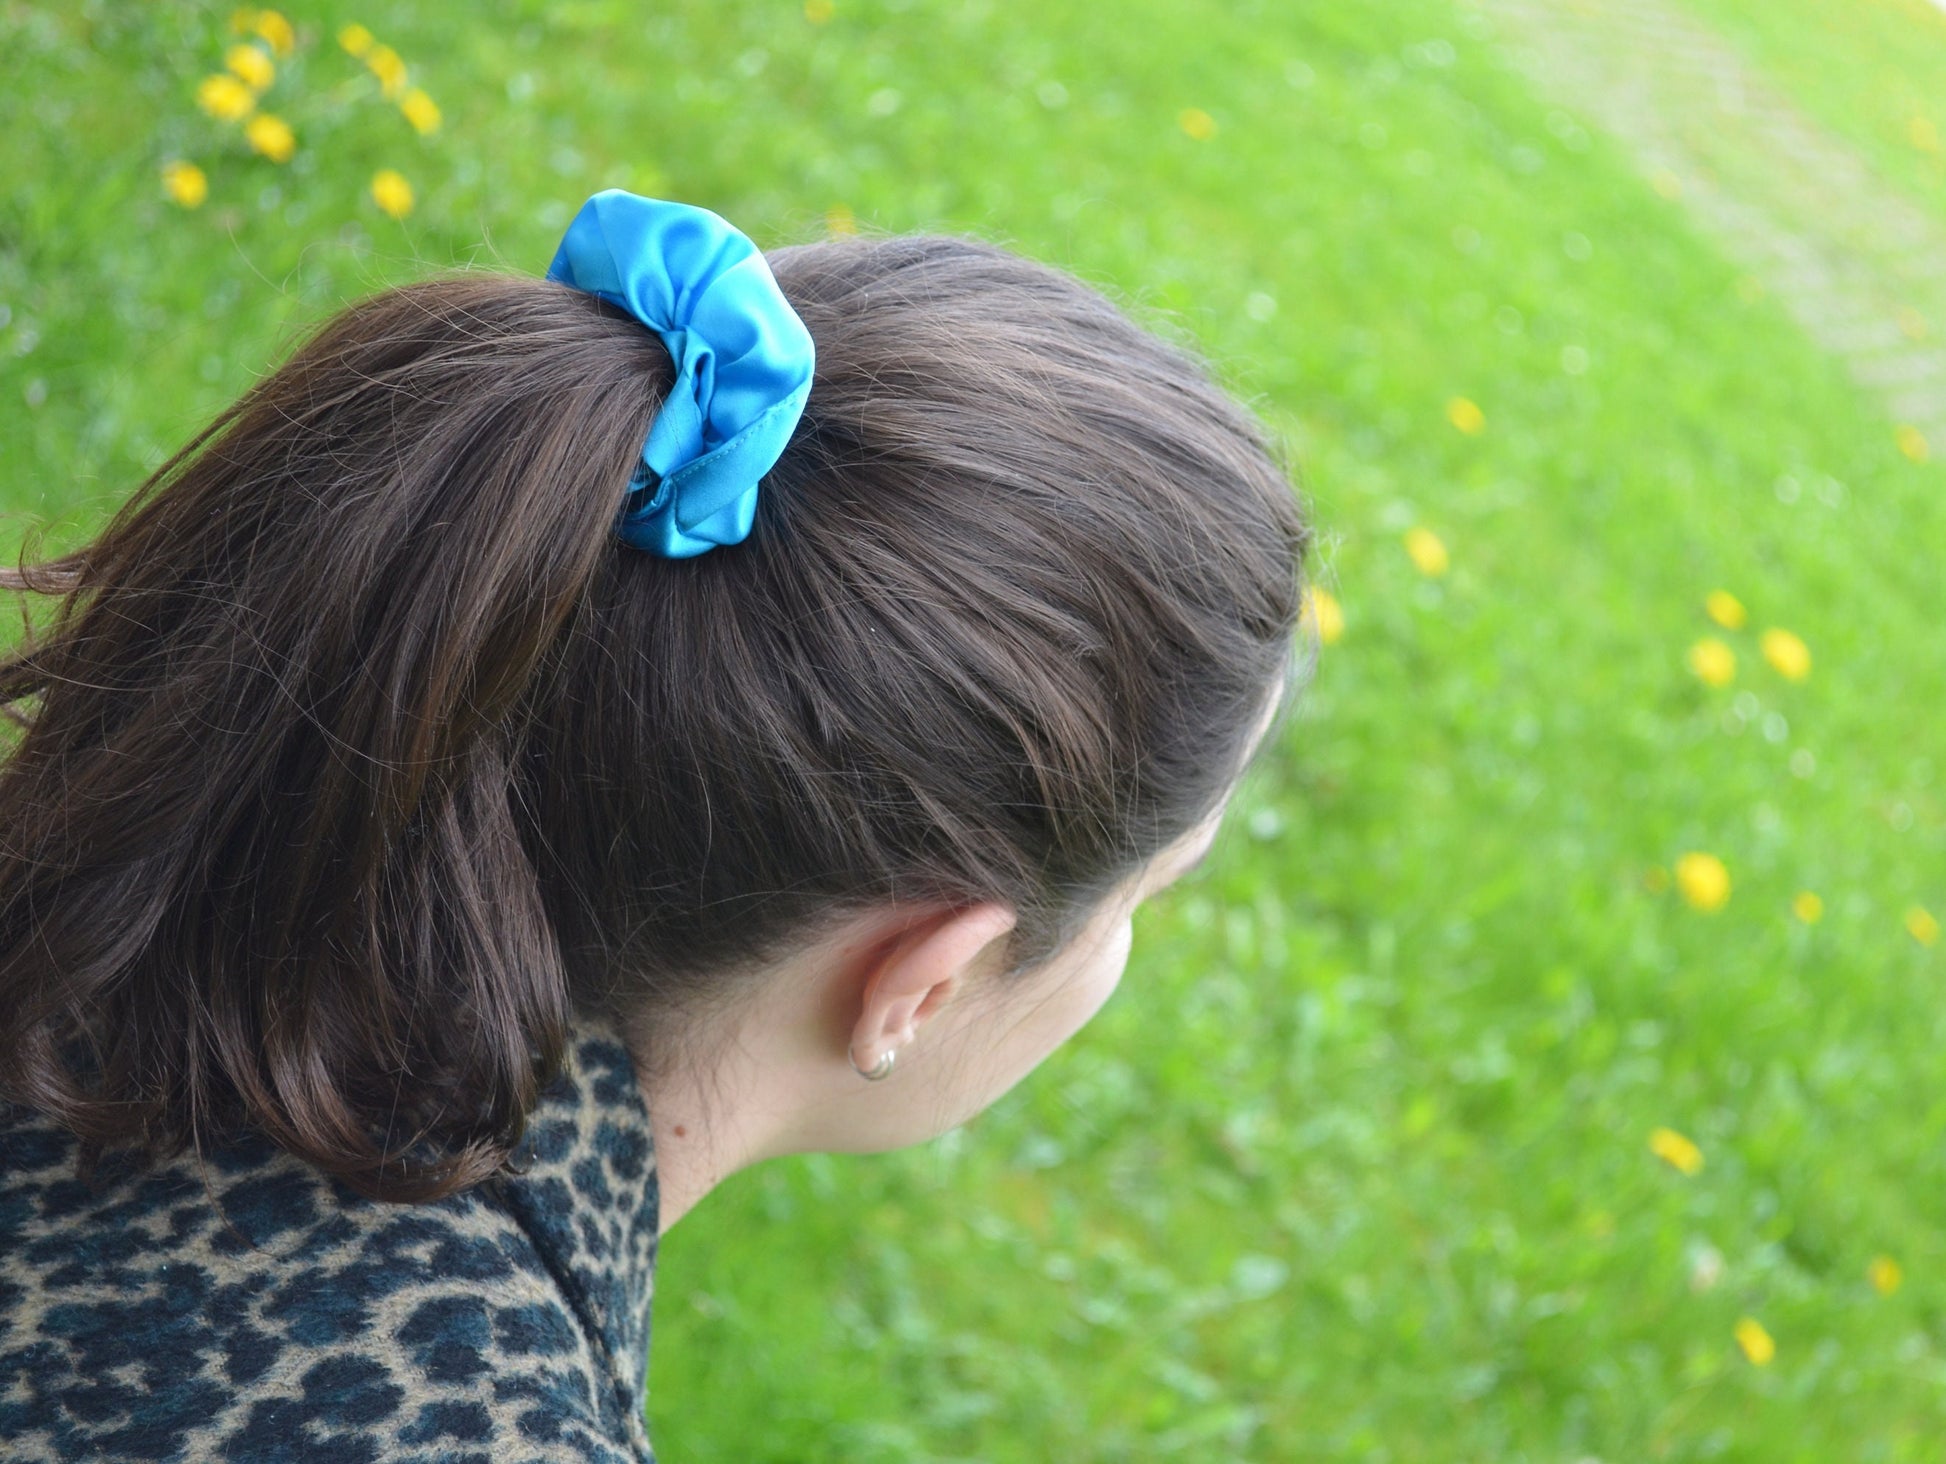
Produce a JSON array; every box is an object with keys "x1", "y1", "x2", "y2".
[{"x1": 546, "y1": 190, "x2": 816, "y2": 558}]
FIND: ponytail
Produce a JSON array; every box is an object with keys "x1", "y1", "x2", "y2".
[{"x1": 0, "y1": 275, "x2": 668, "y2": 1200}]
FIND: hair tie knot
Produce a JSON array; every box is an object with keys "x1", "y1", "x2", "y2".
[{"x1": 546, "y1": 190, "x2": 816, "y2": 558}]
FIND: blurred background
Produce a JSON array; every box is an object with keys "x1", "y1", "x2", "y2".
[{"x1": 4, "y1": 0, "x2": 1945, "y2": 1458}]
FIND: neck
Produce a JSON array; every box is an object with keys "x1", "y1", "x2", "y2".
[
  {"x1": 624, "y1": 1006, "x2": 817, "y2": 1237},
  {"x1": 613, "y1": 923, "x2": 932, "y2": 1234},
  {"x1": 641, "y1": 1067, "x2": 753, "y2": 1236}
]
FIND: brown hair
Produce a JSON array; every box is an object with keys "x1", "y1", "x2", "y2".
[{"x1": 0, "y1": 230, "x2": 1309, "y2": 1202}]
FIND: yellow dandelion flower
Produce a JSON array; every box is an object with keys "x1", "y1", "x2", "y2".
[
  {"x1": 1686, "y1": 637, "x2": 1736, "y2": 688},
  {"x1": 225, "y1": 41, "x2": 274, "y2": 93},
  {"x1": 1704, "y1": 589, "x2": 1747, "y2": 629},
  {"x1": 1792, "y1": 890, "x2": 1823, "y2": 924},
  {"x1": 1868, "y1": 1255, "x2": 1904, "y2": 1295},
  {"x1": 399, "y1": 87, "x2": 442, "y2": 135},
  {"x1": 1760, "y1": 627, "x2": 1811, "y2": 681},
  {"x1": 1675, "y1": 851, "x2": 1731, "y2": 911},
  {"x1": 371, "y1": 168, "x2": 414, "y2": 220},
  {"x1": 1306, "y1": 586, "x2": 1345, "y2": 646},
  {"x1": 1912, "y1": 116, "x2": 1942, "y2": 154},
  {"x1": 1404, "y1": 527, "x2": 1449, "y2": 578},
  {"x1": 1178, "y1": 107, "x2": 1218, "y2": 141},
  {"x1": 195, "y1": 72, "x2": 257, "y2": 123},
  {"x1": 365, "y1": 43, "x2": 408, "y2": 98},
  {"x1": 253, "y1": 8, "x2": 295, "y2": 55},
  {"x1": 244, "y1": 112, "x2": 295, "y2": 164},
  {"x1": 1650, "y1": 169, "x2": 1683, "y2": 199},
  {"x1": 824, "y1": 203, "x2": 858, "y2": 236},
  {"x1": 161, "y1": 160, "x2": 208, "y2": 209},
  {"x1": 1909, "y1": 906, "x2": 1941, "y2": 947},
  {"x1": 804, "y1": 0, "x2": 835, "y2": 21},
  {"x1": 339, "y1": 22, "x2": 374, "y2": 57},
  {"x1": 229, "y1": 8, "x2": 259, "y2": 36},
  {"x1": 1649, "y1": 1126, "x2": 1704, "y2": 1176},
  {"x1": 1734, "y1": 1316, "x2": 1775, "y2": 1366},
  {"x1": 1897, "y1": 424, "x2": 1930, "y2": 463},
  {"x1": 1445, "y1": 396, "x2": 1486, "y2": 435}
]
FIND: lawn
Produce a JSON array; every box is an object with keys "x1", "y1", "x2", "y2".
[
  {"x1": 1676, "y1": 0, "x2": 1946, "y2": 233},
  {"x1": 2, "y1": 0, "x2": 1943, "y2": 1459}
]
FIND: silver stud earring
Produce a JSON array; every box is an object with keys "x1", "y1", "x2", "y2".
[{"x1": 849, "y1": 1044, "x2": 896, "y2": 1081}]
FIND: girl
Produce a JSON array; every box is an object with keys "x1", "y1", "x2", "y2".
[{"x1": 0, "y1": 191, "x2": 1309, "y2": 1461}]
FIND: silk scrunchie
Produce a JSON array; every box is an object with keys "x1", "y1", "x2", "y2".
[{"x1": 546, "y1": 190, "x2": 816, "y2": 558}]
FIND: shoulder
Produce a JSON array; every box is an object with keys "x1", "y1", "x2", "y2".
[{"x1": 1, "y1": 1087, "x2": 654, "y2": 1463}]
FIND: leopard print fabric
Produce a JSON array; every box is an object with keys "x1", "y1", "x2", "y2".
[{"x1": 0, "y1": 1008, "x2": 660, "y2": 1462}]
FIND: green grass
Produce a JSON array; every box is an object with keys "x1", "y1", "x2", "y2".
[
  {"x1": 4, "y1": 0, "x2": 1945, "y2": 1459},
  {"x1": 1676, "y1": 0, "x2": 1946, "y2": 234}
]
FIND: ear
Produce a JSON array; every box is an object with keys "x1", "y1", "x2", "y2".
[{"x1": 847, "y1": 903, "x2": 1017, "y2": 1071}]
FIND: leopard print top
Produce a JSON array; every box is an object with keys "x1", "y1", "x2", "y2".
[{"x1": 0, "y1": 1009, "x2": 660, "y2": 1462}]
